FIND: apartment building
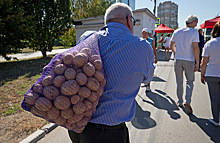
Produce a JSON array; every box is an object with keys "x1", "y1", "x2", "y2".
[{"x1": 157, "y1": 1, "x2": 178, "y2": 29}]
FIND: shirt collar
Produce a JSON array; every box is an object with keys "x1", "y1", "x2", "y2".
[{"x1": 105, "y1": 22, "x2": 132, "y2": 34}]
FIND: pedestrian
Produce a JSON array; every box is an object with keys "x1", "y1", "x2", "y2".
[
  {"x1": 68, "y1": 3, "x2": 155, "y2": 143},
  {"x1": 158, "y1": 33, "x2": 164, "y2": 48},
  {"x1": 141, "y1": 28, "x2": 157, "y2": 92},
  {"x1": 198, "y1": 29, "x2": 205, "y2": 71},
  {"x1": 164, "y1": 33, "x2": 171, "y2": 58},
  {"x1": 170, "y1": 15, "x2": 200, "y2": 114},
  {"x1": 200, "y1": 21, "x2": 220, "y2": 127},
  {"x1": 153, "y1": 32, "x2": 157, "y2": 48}
]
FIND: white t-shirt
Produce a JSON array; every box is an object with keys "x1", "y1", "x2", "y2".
[
  {"x1": 164, "y1": 37, "x2": 171, "y2": 47},
  {"x1": 202, "y1": 37, "x2": 220, "y2": 77},
  {"x1": 170, "y1": 27, "x2": 199, "y2": 61}
]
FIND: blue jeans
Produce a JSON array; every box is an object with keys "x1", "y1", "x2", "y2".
[{"x1": 174, "y1": 59, "x2": 195, "y2": 104}]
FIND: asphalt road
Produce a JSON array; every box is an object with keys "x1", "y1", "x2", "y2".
[{"x1": 21, "y1": 49, "x2": 220, "y2": 143}]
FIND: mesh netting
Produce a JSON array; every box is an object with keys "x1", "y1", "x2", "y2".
[{"x1": 21, "y1": 32, "x2": 106, "y2": 133}]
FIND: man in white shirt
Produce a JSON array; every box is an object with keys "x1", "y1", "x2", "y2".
[{"x1": 170, "y1": 15, "x2": 200, "y2": 114}]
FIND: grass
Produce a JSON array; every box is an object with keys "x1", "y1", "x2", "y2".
[{"x1": 0, "y1": 56, "x2": 53, "y2": 115}]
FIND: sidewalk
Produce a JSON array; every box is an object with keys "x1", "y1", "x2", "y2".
[{"x1": 0, "y1": 48, "x2": 70, "y2": 62}]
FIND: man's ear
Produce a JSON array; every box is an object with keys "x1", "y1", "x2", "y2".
[{"x1": 127, "y1": 15, "x2": 132, "y2": 28}]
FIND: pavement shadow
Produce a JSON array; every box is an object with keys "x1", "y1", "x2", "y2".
[
  {"x1": 142, "y1": 89, "x2": 181, "y2": 120},
  {"x1": 152, "y1": 76, "x2": 166, "y2": 82},
  {"x1": 156, "y1": 49, "x2": 172, "y2": 62},
  {"x1": 189, "y1": 114, "x2": 220, "y2": 142},
  {"x1": 131, "y1": 101, "x2": 156, "y2": 129},
  {"x1": 0, "y1": 56, "x2": 52, "y2": 85}
]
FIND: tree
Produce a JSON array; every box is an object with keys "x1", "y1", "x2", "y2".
[
  {"x1": 72, "y1": 0, "x2": 114, "y2": 19},
  {"x1": 0, "y1": 0, "x2": 34, "y2": 60},
  {"x1": 59, "y1": 27, "x2": 76, "y2": 47},
  {"x1": 28, "y1": 0, "x2": 73, "y2": 57}
]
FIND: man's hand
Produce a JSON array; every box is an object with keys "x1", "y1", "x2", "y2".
[
  {"x1": 193, "y1": 63, "x2": 199, "y2": 72},
  {"x1": 154, "y1": 57, "x2": 157, "y2": 64}
]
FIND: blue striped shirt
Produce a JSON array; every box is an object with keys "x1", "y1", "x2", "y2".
[{"x1": 90, "y1": 22, "x2": 155, "y2": 125}]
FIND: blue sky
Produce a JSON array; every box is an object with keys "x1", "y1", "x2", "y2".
[{"x1": 135, "y1": 0, "x2": 220, "y2": 29}]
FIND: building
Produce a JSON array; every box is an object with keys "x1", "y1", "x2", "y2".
[
  {"x1": 157, "y1": 1, "x2": 178, "y2": 29},
  {"x1": 120, "y1": 0, "x2": 135, "y2": 10},
  {"x1": 74, "y1": 8, "x2": 157, "y2": 42}
]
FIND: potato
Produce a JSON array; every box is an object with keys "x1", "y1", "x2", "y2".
[
  {"x1": 30, "y1": 106, "x2": 46, "y2": 117},
  {"x1": 64, "y1": 68, "x2": 76, "y2": 80},
  {"x1": 78, "y1": 87, "x2": 91, "y2": 98},
  {"x1": 55, "y1": 64, "x2": 67, "y2": 75},
  {"x1": 76, "y1": 117, "x2": 89, "y2": 128},
  {"x1": 63, "y1": 53, "x2": 74, "y2": 65},
  {"x1": 82, "y1": 62, "x2": 95, "y2": 77},
  {"x1": 64, "y1": 122, "x2": 77, "y2": 130},
  {"x1": 54, "y1": 115, "x2": 66, "y2": 126},
  {"x1": 92, "y1": 60, "x2": 102, "y2": 71},
  {"x1": 54, "y1": 96, "x2": 71, "y2": 110},
  {"x1": 76, "y1": 73, "x2": 87, "y2": 86},
  {"x1": 96, "y1": 86, "x2": 104, "y2": 97},
  {"x1": 100, "y1": 78, "x2": 106, "y2": 87},
  {"x1": 47, "y1": 106, "x2": 60, "y2": 119},
  {"x1": 87, "y1": 92, "x2": 98, "y2": 102},
  {"x1": 35, "y1": 97, "x2": 52, "y2": 112},
  {"x1": 72, "y1": 102, "x2": 86, "y2": 114},
  {"x1": 54, "y1": 59, "x2": 63, "y2": 67},
  {"x1": 70, "y1": 95, "x2": 80, "y2": 104},
  {"x1": 89, "y1": 55, "x2": 100, "y2": 62},
  {"x1": 83, "y1": 100, "x2": 92, "y2": 111},
  {"x1": 42, "y1": 76, "x2": 54, "y2": 87},
  {"x1": 84, "y1": 109, "x2": 92, "y2": 117},
  {"x1": 73, "y1": 53, "x2": 88, "y2": 67},
  {"x1": 67, "y1": 113, "x2": 84, "y2": 124},
  {"x1": 53, "y1": 75, "x2": 66, "y2": 88},
  {"x1": 86, "y1": 77, "x2": 100, "y2": 91},
  {"x1": 24, "y1": 92, "x2": 40, "y2": 105},
  {"x1": 43, "y1": 86, "x2": 59, "y2": 100},
  {"x1": 33, "y1": 83, "x2": 43, "y2": 94},
  {"x1": 61, "y1": 107, "x2": 74, "y2": 119},
  {"x1": 80, "y1": 48, "x2": 92, "y2": 57},
  {"x1": 93, "y1": 71, "x2": 104, "y2": 82},
  {"x1": 61, "y1": 80, "x2": 80, "y2": 96}
]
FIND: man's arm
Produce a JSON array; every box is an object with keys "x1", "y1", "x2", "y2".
[
  {"x1": 192, "y1": 42, "x2": 200, "y2": 72},
  {"x1": 170, "y1": 41, "x2": 176, "y2": 56},
  {"x1": 152, "y1": 40, "x2": 157, "y2": 64},
  {"x1": 200, "y1": 57, "x2": 209, "y2": 84}
]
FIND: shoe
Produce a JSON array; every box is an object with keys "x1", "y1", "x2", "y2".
[
  {"x1": 184, "y1": 103, "x2": 193, "y2": 114},
  {"x1": 209, "y1": 118, "x2": 220, "y2": 127},
  {"x1": 146, "y1": 86, "x2": 151, "y2": 92},
  {"x1": 176, "y1": 102, "x2": 183, "y2": 107}
]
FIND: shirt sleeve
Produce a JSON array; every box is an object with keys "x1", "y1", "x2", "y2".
[
  {"x1": 202, "y1": 42, "x2": 210, "y2": 57},
  {"x1": 170, "y1": 32, "x2": 175, "y2": 42},
  {"x1": 193, "y1": 31, "x2": 200, "y2": 42}
]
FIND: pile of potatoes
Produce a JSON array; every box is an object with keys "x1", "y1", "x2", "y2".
[{"x1": 23, "y1": 48, "x2": 106, "y2": 133}]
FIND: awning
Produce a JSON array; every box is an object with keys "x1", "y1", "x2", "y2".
[
  {"x1": 154, "y1": 23, "x2": 174, "y2": 33},
  {"x1": 200, "y1": 16, "x2": 220, "y2": 29}
]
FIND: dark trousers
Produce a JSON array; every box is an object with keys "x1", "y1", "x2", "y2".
[
  {"x1": 206, "y1": 76, "x2": 220, "y2": 123},
  {"x1": 68, "y1": 122, "x2": 130, "y2": 143}
]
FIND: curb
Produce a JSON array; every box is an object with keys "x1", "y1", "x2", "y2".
[{"x1": 19, "y1": 123, "x2": 58, "y2": 143}]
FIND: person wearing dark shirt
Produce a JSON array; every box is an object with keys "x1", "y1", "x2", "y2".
[{"x1": 198, "y1": 29, "x2": 205, "y2": 71}]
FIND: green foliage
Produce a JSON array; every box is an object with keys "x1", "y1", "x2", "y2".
[
  {"x1": 72, "y1": 0, "x2": 115, "y2": 19},
  {"x1": 28, "y1": 0, "x2": 73, "y2": 57},
  {"x1": 59, "y1": 27, "x2": 76, "y2": 47},
  {"x1": 0, "y1": 0, "x2": 34, "y2": 59}
]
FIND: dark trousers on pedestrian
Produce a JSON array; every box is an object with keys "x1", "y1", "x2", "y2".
[
  {"x1": 68, "y1": 122, "x2": 130, "y2": 143},
  {"x1": 206, "y1": 76, "x2": 220, "y2": 123}
]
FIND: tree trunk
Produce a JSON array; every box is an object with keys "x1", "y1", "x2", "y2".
[{"x1": 41, "y1": 48, "x2": 47, "y2": 58}]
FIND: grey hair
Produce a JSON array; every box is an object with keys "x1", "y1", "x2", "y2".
[
  {"x1": 185, "y1": 15, "x2": 198, "y2": 24},
  {"x1": 104, "y1": 3, "x2": 133, "y2": 25}
]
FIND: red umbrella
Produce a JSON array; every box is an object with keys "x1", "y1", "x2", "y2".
[
  {"x1": 200, "y1": 16, "x2": 220, "y2": 29},
  {"x1": 155, "y1": 23, "x2": 174, "y2": 33}
]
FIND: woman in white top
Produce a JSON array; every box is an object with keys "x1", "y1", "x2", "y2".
[
  {"x1": 201, "y1": 21, "x2": 220, "y2": 127},
  {"x1": 164, "y1": 34, "x2": 171, "y2": 58}
]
